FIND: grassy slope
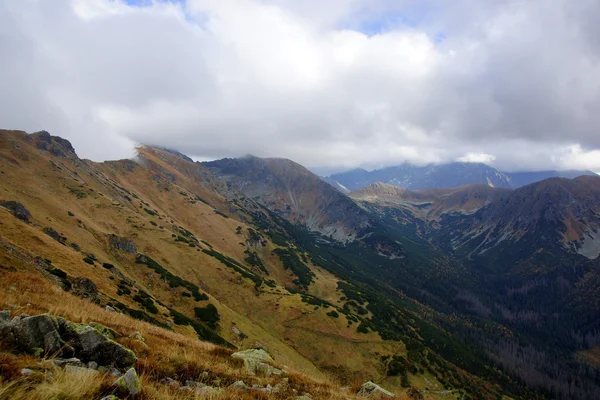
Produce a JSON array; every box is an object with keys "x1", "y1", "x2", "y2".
[{"x1": 0, "y1": 130, "x2": 416, "y2": 393}]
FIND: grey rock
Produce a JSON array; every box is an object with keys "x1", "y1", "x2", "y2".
[
  {"x1": 105, "y1": 305, "x2": 116, "y2": 313},
  {"x1": 12, "y1": 314, "x2": 64, "y2": 356},
  {"x1": 108, "y1": 234, "x2": 137, "y2": 254},
  {"x1": 357, "y1": 381, "x2": 395, "y2": 398},
  {"x1": 72, "y1": 278, "x2": 99, "y2": 302},
  {"x1": 20, "y1": 368, "x2": 34, "y2": 376},
  {"x1": 53, "y1": 357, "x2": 84, "y2": 367},
  {"x1": 59, "y1": 320, "x2": 137, "y2": 369},
  {"x1": 114, "y1": 367, "x2": 141, "y2": 396},
  {"x1": 231, "y1": 348, "x2": 277, "y2": 375},
  {"x1": 43, "y1": 227, "x2": 67, "y2": 245},
  {"x1": 229, "y1": 380, "x2": 250, "y2": 390},
  {"x1": 130, "y1": 331, "x2": 144, "y2": 342},
  {"x1": 256, "y1": 361, "x2": 283, "y2": 376},
  {"x1": 0, "y1": 201, "x2": 31, "y2": 223},
  {"x1": 87, "y1": 361, "x2": 98, "y2": 370},
  {"x1": 0, "y1": 310, "x2": 11, "y2": 323},
  {"x1": 89, "y1": 322, "x2": 119, "y2": 340}
]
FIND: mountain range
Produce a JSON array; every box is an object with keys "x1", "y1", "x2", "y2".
[
  {"x1": 1, "y1": 129, "x2": 600, "y2": 399},
  {"x1": 326, "y1": 162, "x2": 597, "y2": 192}
]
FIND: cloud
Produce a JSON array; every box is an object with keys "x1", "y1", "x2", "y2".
[
  {"x1": 1, "y1": 0, "x2": 600, "y2": 172},
  {"x1": 457, "y1": 153, "x2": 496, "y2": 164}
]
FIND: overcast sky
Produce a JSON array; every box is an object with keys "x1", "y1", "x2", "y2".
[{"x1": 2, "y1": 0, "x2": 600, "y2": 173}]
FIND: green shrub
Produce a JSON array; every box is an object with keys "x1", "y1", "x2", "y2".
[
  {"x1": 82, "y1": 256, "x2": 95, "y2": 265},
  {"x1": 194, "y1": 304, "x2": 220, "y2": 329}
]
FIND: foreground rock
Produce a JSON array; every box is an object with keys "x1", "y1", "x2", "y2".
[
  {"x1": 0, "y1": 311, "x2": 136, "y2": 369},
  {"x1": 357, "y1": 381, "x2": 395, "y2": 398},
  {"x1": 114, "y1": 367, "x2": 141, "y2": 396},
  {"x1": 231, "y1": 348, "x2": 283, "y2": 376}
]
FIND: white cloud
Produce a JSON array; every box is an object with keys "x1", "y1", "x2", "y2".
[
  {"x1": 457, "y1": 153, "x2": 496, "y2": 164},
  {"x1": 1, "y1": 0, "x2": 600, "y2": 172}
]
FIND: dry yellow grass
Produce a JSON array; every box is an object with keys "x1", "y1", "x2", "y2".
[
  {"x1": 0, "y1": 130, "x2": 418, "y2": 398},
  {"x1": 0, "y1": 271, "x2": 407, "y2": 399}
]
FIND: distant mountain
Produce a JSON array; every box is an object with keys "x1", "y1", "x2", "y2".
[
  {"x1": 327, "y1": 162, "x2": 597, "y2": 191},
  {"x1": 506, "y1": 169, "x2": 598, "y2": 187},
  {"x1": 202, "y1": 156, "x2": 373, "y2": 242},
  {"x1": 351, "y1": 182, "x2": 510, "y2": 221}
]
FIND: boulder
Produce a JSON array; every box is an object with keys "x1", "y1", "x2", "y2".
[
  {"x1": 231, "y1": 348, "x2": 277, "y2": 375},
  {"x1": 11, "y1": 314, "x2": 65, "y2": 356},
  {"x1": 0, "y1": 310, "x2": 11, "y2": 324},
  {"x1": 89, "y1": 322, "x2": 119, "y2": 340},
  {"x1": 59, "y1": 320, "x2": 137, "y2": 369},
  {"x1": 114, "y1": 367, "x2": 141, "y2": 396},
  {"x1": 0, "y1": 201, "x2": 31, "y2": 223},
  {"x1": 357, "y1": 381, "x2": 395, "y2": 398}
]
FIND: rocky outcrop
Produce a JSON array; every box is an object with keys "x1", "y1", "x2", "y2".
[
  {"x1": 0, "y1": 201, "x2": 32, "y2": 223},
  {"x1": 0, "y1": 312, "x2": 136, "y2": 370},
  {"x1": 357, "y1": 381, "x2": 395, "y2": 398},
  {"x1": 108, "y1": 234, "x2": 137, "y2": 254},
  {"x1": 72, "y1": 277, "x2": 99, "y2": 302},
  {"x1": 43, "y1": 227, "x2": 67, "y2": 245}
]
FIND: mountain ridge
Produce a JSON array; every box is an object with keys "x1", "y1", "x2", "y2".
[{"x1": 326, "y1": 161, "x2": 597, "y2": 192}]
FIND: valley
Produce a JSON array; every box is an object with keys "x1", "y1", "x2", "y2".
[{"x1": 0, "y1": 129, "x2": 599, "y2": 399}]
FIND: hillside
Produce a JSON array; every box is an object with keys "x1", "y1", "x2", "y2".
[
  {"x1": 354, "y1": 177, "x2": 600, "y2": 399},
  {"x1": 203, "y1": 156, "x2": 374, "y2": 242},
  {"x1": 0, "y1": 129, "x2": 529, "y2": 399},
  {"x1": 3, "y1": 129, "x2": 600, "y2": 399}
]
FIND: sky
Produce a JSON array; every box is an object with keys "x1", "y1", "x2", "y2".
[{"x1": 1, "y1": 0, "x2": 600, "y2": 173}]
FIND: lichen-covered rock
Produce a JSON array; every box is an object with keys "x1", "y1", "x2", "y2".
[
  {"x1": 59, "y1": 320, "x2": 136, "y2": 369},
  {"x1": 0, "y1": 201, "x2": 31, "y2": 223},
  {"x1": 12, "y1": 314, "x2": 65, "y2": 356},
  {"x1": 114, "y1": 368, "x2": 141, "y2": 396},
  {"x1": 108, "y1": 234, "x2": 137, "y2": 254},
  {"x1": 357, "y1": 381, "x2": 395, "y2": 398},
  {"x1": 231, "y1": 348, "x2": 277, "y2": 375},
  {"x1": 256, "y1": 361, "x2": 284, "y2": 376},
  {"x1": 89, "y1": 322, "x2": 119, "y2": 340}
]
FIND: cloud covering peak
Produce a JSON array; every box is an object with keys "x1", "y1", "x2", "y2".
[{"x1": 1, "y1": 0, "x2": 600, "y2": 172}]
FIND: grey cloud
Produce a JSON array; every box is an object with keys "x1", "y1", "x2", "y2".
[{"x1": 1, "y1": 0, "x2": 599, "y2": 171}]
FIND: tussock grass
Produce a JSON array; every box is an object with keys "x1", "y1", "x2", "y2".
[{"x1": 0, "y1": 271, "x2": 407, "y2": 399}]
